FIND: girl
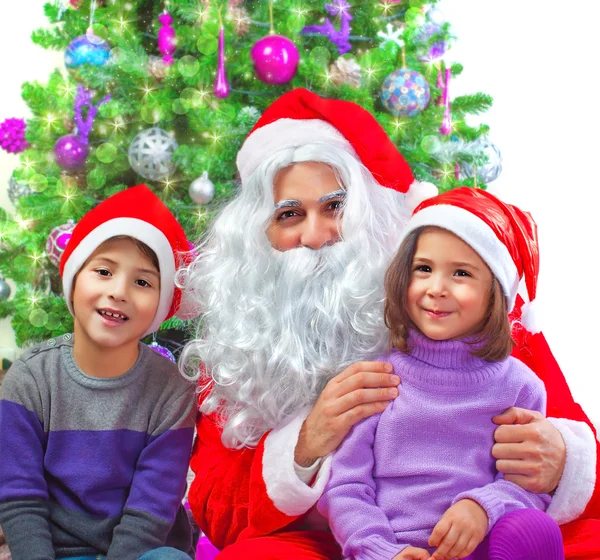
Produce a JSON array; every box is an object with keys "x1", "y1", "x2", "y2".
[{"x1": 318, "y1": 187, "x2": 564, "y2": 560}]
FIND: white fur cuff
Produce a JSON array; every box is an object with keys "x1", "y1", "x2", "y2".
[
  {"x1": 546, "y1": 417, "x2": 597, "y2": 524},
  {"x1": 262, "y1": 407, "x2": 332, "y2": 516}
]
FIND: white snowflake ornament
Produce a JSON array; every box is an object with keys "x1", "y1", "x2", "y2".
[
  {"x1": 377, "y1": 23, "x2": 405, "y2": 49},
  {"x1": 128, "y1": 127, "x2": 178, "y2": 181}
]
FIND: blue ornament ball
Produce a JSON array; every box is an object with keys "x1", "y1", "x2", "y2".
[
  {"x1": 380, "y1": 68, "x2": 430, "y2": 117},
  {"x1": 65, "y1": 33, "x2": 110, "y2": 69}
]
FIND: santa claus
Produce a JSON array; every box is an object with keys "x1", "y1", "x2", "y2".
[{"x1": 180, "y1": 89, "x2": 599, "y2": 559}]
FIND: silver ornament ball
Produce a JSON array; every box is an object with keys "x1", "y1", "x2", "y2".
[
  {"x1": 0, "y1": 278, "x2": 11, "y2": 301},
  {"x1": 128, "y1": 127, "x2": 178, "y2": 181},
  {"x1": 8, "y1": 174, "x2": 33, "y2": 205},
  {"x1": 189, "y1": 171, "x2": 215, "y2": 205},
  {"x1": 461, "y1": 139, "x2": 503, "y2": 184}
]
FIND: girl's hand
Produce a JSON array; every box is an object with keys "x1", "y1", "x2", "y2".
[
  {"x1": 428, "y1": 499, "x2": 487, "y2": 560},
  {"x1": 393, "y1": 546, "x2": 431, "y2": 560},
  {"x1": 294, "y1": 361, "x2": 400, "y2": 466}
]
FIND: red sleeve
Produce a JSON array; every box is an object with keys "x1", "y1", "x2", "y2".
[
  {"x1": 188, "y1": 409, "x2": 305, "y2": 548},
  {"x1": 510, "y1": 295, "x2": 600, "y2": 520}
]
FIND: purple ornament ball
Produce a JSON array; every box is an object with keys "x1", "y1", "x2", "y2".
[
  {"x1": 148, "y1": 342, "x2": 176, "y2": 363},
  {"x1": 54, "y1": 134, "x2": 89, "y2": 170},
  {"x1": 250, "y1": 35, "x2": 299, "y2": 85},
  {"x1": 46, "y1": 221, "x2": 76, "y2": 267}
]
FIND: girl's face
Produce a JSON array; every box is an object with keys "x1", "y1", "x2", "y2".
[{"x1": 406, "y1": 227, "x2": 493, "y2": 341}]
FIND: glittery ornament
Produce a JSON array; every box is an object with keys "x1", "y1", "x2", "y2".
[
  {"x1": 54, "y1": 134, "x2": 90, "y2": 170},
  {"x1": 0, "y1": 118, "x2": 29, "y2": 154},
  {"x1": 380, "y1": 68, "x2": 430, "y2": 117},
  {"x1": 214, "y1": 25, "x2": 229, "y2": 98},
  {"x1": 251, "y1": 35, "x2": 299, "y2": 84},
  {"x1": 440, "y1": 68, "x2": 452, "y2": 135},
  {"x1": 148, "y1": 341, "x2": 176, "y2": 363},
  {"x1": 0, "y1": 278, "x2": 11, "y2": 301},
  {"x1": 416, "y1": 6, "x2": 448, "y2": 62},
  {"x1": 189, "y1": 172, "x2": 215, "y2": 204},
  {"x1": 158, "y1": 12, "x2": 177, "y2": 66},
  {"x1": 302, "y1": 0, "x2": 353, "y2": 55},
  {"x1": 128, "y1": 127, "x2": 178, "y2": 181},
  {"x1": 65, "y1": 31, "x2": 111, "y2": 68},
  {"x1": 46, "y1": 220, "x2": 76, "y2": 267},
  {"x1": 55, "y1": 86, "x2": 110, "y2": 170},
  {"x1": 329, "y1": 57, "x2": 361, "y2": 88},
  {"x1": 460, "y1": 139, "x2": 503, "y2": 184},
  {"x1": 147, "y1": 55, "x2": 169, "y2": 79},
  {"x1": 8, "y1": 174, "x2": 33, "y2": 205},
  {"x1": 228, "y1": 6, "x2": 250, "y2": 36}
]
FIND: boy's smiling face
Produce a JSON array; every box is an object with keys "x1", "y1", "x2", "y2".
[{"x1": 72, "y1": 237, "x2": 160, "y2": 356}]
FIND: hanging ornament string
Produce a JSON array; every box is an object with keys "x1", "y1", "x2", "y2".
[
  {"x1": 56, "y1": 0, "x2": 69, "y2": 19},
  {"x1": 400, "y1": 45, "x2": 406, "y2": 68},
  {"x1": 269, "y1": 0, "x2": 275, "y2": 34},
  {"x1": 440, "y1": 67, "x2": 452, "y2": 135},
  {"x1": 214, "y1": 6, "x2": 229, "y2": 98},
  {"x1": 74, "y1": 85, "x2": 111, "y2": 145},
  {"x1": 302, "y1": 0, "x2": 353, "y2": 56}
]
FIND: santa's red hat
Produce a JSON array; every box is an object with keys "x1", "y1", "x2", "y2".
[
  {"x1": 236, "y1": 88, "x2": 437, "y2": 205},
  {"x1": 60, "y1": 185, "x2": 189, "y2": 336},
  {"x1": 402, "y1": 187, "x2": 541, "y2": 332}
]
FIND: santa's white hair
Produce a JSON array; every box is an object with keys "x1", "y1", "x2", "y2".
[{"x1": 178, "y1": 142, "x2": 409, "y2": 448}]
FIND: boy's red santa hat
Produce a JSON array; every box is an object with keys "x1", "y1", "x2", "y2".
[
  {"x1": 236, "y1": 88, "x2": 437, "y2": 207},
  {"x1": 60, "y1": 185, "x2": 189, "y2": 336},
  {"x1": 402, "y1": 186, "x2": 541, "y2": 333}
]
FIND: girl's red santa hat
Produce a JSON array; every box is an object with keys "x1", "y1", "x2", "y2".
[
  {"x1": 401, "y1": 186, "x2": 541, "y2": 333},
  {"x1": 236, "y1": 88, "x2": 437, "y2": 207},
  {"x1": 59, "y1": 185, "x2": 189, "y2": 336}
]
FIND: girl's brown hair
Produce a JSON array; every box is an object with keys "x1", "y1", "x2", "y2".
[{"x1": 384, "y1": 226, "x2": 513, "y2": 362}]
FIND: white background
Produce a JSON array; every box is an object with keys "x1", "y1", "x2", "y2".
[{"x1": 0, "y1": 1, "x2": 598, "y2": 429}]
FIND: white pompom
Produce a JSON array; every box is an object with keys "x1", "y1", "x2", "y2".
[
  {"x1": 521, "y1": 298, "x2": 542, "y2": 334},
  {"x1": 405, "y1": 180, "x2": 438, "y2": 214}
]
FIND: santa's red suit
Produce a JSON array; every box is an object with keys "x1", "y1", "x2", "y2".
[{"x1": 188, "y1": 295, "x2": 599, "y2": 559}]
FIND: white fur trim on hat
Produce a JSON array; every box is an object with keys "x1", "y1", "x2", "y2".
[
  {"x1": 405, "y1": 180, "x2": 438, "y2": 213},
  {"x1": 62, "y1": 217, "x2": 175, "y2": 337},
  {"x1": 402, "y1": 204, "x2": 520, "y2": 310},
  {"x1": 262, "y1": 407, "x2": 332, "y2": 516},
  {"x1": 236, "y1": 119, "x2": 357, "y2": 184}
]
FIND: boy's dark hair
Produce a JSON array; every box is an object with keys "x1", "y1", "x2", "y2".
[
  {"x1": 111, "y1": 235, "x2": 160, "y2": 274},
  {"x1": 384, "y1": 226, "x2": 513, "y2": 362}
]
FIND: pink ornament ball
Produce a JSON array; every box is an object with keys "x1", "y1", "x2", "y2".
[
  {"x1": 0, "y1": 118, "x2": 29, "y2": 154},
  {"x1": 250, "y1": 35, "x2": 299, "y2": 85},
  {"x1": 54, "y1": 134, "x2": 89, "y2": 170},
  {"x1": 46, "y1": 221, "x2": 76, "y2": 267}
]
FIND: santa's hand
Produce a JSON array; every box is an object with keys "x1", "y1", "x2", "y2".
[
  {"x1": 428, "y1": 499, "x2": 487, "y2": 560},
  {"x1": 393, "y1": 546, "x2": 431, "y2": 560},
  {"x1": 492, "y1": 407, "x2": 566, "y2": 494},
  {"x1": 294, "y1": 361, "x2": 399, "y2": 467}
]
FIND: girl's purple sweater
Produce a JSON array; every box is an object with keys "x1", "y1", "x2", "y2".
[{"x1": 317, "y1": 331, "x2": 551, "y2": 560}]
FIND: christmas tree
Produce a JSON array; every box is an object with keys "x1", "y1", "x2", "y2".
[{"x1": 0, "y1": 0, "x2": 497, "y2": 350}]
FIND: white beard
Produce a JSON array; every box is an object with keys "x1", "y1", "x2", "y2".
[
  {"x1": 183, "y1": 235, "x2": 392, "y2": 448},
  {"x1": 178, "y1": 143, "x2": 410, "y2": 448}
]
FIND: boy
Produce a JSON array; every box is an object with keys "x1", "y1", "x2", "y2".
[{"x1": 0, "y1": 186, "x2": 196, "y2": 560}]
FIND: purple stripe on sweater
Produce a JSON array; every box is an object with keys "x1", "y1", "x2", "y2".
[
  {"x1": 127, "y1": 427, "x2": 194, "y2": 521},
  {"x1": 44, "y1": 429, "x2": 147, "y2": 517},
  {"x1": 0, "y1": 400, "x2": 48, "y2": 501}
]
